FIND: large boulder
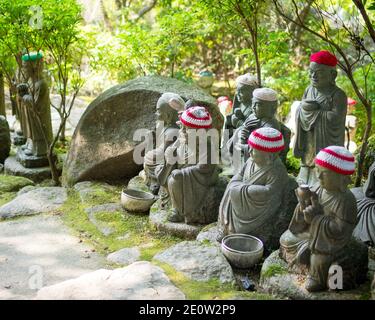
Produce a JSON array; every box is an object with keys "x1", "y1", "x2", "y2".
[
  {"x1": 0, "y1": 116, "x2": 11, "y2": 164},
  {"x1": 63, "y1": 76, "x2": 223, "y2": 186}
]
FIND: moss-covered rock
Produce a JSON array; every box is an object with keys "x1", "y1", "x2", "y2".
[{"x1": 0, "y1": 175, "x2": 34, "y2": 193}]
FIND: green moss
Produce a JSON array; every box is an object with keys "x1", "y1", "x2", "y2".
[
  {"x1": 153, "y1": 261, "x2": 275, "y2": 300},
  {"x1": 0, "y1": 175, "x2": 34, "y2": 193},
  {"x1": 0, "y1": 191, "x2": 17, "y2": 206},
  {"x1": 59, "y1": 185, "x2": 275, "y2": 300},
  {"x1": 262, "y1": 264, "x2": 288, "y2": 279},
  {"x1": 60, "y1": 188, "x2": 179, "y2": 257}
]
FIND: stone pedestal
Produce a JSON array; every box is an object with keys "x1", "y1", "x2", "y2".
[
  {"x1": 259, "y1": 250, "x2": 370, "y2": 300},
  {"x1": 16, "y1": 148, "x2": 50, "y2": 168},
  {"x1": 4, "y1": 156, "x2": 51, "y2": 183}
]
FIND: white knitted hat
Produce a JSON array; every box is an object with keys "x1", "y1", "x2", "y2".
[
  {"x1": 248, "y1": 127, "x2": 284, "y2": 153},
  {"x1": 253, "y1": 88, "x2": 278, "y2": 102},
  {"x1": 180, "y1": 106, "x2": 212, "y2": 129},
  {"x1": 235, "y1": 73, "x2": 258, "y2": 87},
  {"x1": 315, "y1": 146, "x2": 355, "y2": 175}
]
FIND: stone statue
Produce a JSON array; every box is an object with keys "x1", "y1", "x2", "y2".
[
  {"x1": 236, "y1": 88, "x2": 290, "y2": 167},
  {"x1": 143, "y1": 93, "x2": 184, "y2": 195},
  {"x1": 0, "y1": 115, "x2": 11, "y2": 163},
  {"x1": 353, "y1": 161, "x2": 375, "y2": 246},
  {"x1": 293, "y1": 51, "x2": 347, "y2": 186},
  {"x1": 218, "y1": 127, "x2": 292, "y2": 249},
  {"x1": 225, "y1": 74, "x2": 258, "y2": 155},
  {"x1": 16, "y1": 52, "x2": 52, "y2": 168},
  {"x1": 155, "y1": 106, "x2": 219, "y2": 225},
  {"x1": 280, "y1": 146, "x2": 359, "y2": 292}
]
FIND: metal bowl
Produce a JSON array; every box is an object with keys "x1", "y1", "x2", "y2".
[
  {"x1": 121, "y1": 188, "x2": 158, "y2": 214},
  {"x1": 221, "y1": 234, "x2": 264, "y2": 269}
]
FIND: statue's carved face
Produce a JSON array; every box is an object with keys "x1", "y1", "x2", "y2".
[
  {"x1": 317, "y1": 166, "x2": 348, "y2": 192},
  {"x1": 250, "y1": 148, "x2": 272, "y2": 166},
  {"x1": 252, "y1": 97, "x2": 276, "y2": 119},
  {"x1": 156, "y1": 103, "x2": 175, "y2": 124},
  {"x1": 309, "y1": 62, "x2": 336, "y2": 89},
  {"x1": 236, "y1": 83, "x2": 254, "y2": 105}
]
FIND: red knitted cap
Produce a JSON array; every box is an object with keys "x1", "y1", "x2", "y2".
[{"x1": 310, "y1": 50, "x2": 337, "y2": 67}]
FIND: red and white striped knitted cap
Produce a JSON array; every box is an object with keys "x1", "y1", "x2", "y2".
[
  {"x1": 248, "y1": 127, "x2": 284, "y2": 153},
  {"x1": 180, "y1": 106, "x2": 212, "y2": 129},
  {"x1": 315, "y1": 146, "x2": 355, "y2": 175}
]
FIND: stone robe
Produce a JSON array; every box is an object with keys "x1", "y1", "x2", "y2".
[
  {"x1": 280, "y1": 185, "x2": 357, "y2": 265},
  {"x1": 353, "y1": 161, "x2": 375, "y2": 245},
  {"x1": 294, "y1": 85, "x2": 347, "y2": 185},
  {"x1": 156, "y1": 136, "x2": 219, "y2": 224},
  {"x1": 143, "y1": 125, "x2": 179, "y2": 190},
  {"x1": 218, "y1": 156, "x2": 288, "y2": 240}
]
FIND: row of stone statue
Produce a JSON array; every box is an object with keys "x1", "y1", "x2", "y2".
[{"x1": 141, "y1": 50, "x2": 373, "y2": 293}]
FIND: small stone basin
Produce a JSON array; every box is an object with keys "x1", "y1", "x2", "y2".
[
  {"x1": 121, "y1": 188, "x2": 158, "y2": 214},
  {"x1": 221, "y1": 234, "x2": 264, "y2": 269}
]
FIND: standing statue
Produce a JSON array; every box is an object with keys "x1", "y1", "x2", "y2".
[
  {"x1": 143, "y1": 93, "x2": 184, "y2": 195},
  {"x1": 156, "y1": 106, "x2": 219, "y2": 225},
  {"x1": 217, "y1": 127, "x2": 289, "y2": 247},
  {"x1": 225, "y1": 74, "x2": 258, "y2": 155},
  {"x1": 16, "y1": 52, "x2": 52, "y2": 168},
  {"x1": 353, "y1": 161, "x2": 375, "y2": 246},
  {"x1": 294, "y1": 50, "x2": 347, "y2": 186},
  {"x1": 280, "y1": 146, "x2": 359, "y2": 292}
]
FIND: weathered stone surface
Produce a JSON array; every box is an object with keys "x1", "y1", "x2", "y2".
[
  {"x1": 0, "y1": 187, "x2": 67, "y2": 219},
  {"x1": 0, "y1": 215, "x2": 105, "y2": 299},
  {"x1": 107, "y1": 247, "x2": 140, "y2": 265},
  {"x1": 154, "y1": 241, "x2": 234, "y2": 283},
  {"x1": 36, "y1": 261, "x2": 185, "y2": 300},
  {"x1": 127, "y1": 174, "x2": 149, "y2": 193},
  {"x1": 0, "y1": 163, "x2": 3, "y2": 173},
  {"x1": 4, "y1": 156, "x2": 51, "y2": 183},
  {"x1": 84, "y1": 203, "x2": 123, "y2": 236},
  {"x1": 73, "y1": 181, "x2": 118, "y2": 203},
  {"x1": 259, "y1": 250, "x2": 369, "y2": 300},
  {"x1": 351, "y1": 186, "x2": 365, "y2": 201},
  {"x1": 63, "y1": 76, "x2": 223, "y2": 186},
  {"x1": 0, "y1": 175, "x2": 34, "y2": 193},
  {"x1": 17, "y1": 185, "x2": 37, "y2": 196},
  {"x1": 150, "y1": 204, "x2": 203, "y2": 239},
  {"x1": 372, "y1": 275, "x2": 375, "y2": 300},
  {"x1": 196, "y1": 224, "x2": 220, "y2": 245},
  {"x1": 0, "y1": 116, "x2": 11, "y2": 164}
]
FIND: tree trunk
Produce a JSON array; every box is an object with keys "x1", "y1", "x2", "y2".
[
  {"x1": 59, "y1": 121, "x2": 66, "y2": 143},
  {"x1": 0, "y1": 72, "x2": 5, "y2": 117},
  {"x1": 355, "y1": 103, "x2": 372, "y2": 186}
]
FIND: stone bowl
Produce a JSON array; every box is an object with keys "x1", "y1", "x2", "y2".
[
  {"x1": 221, "y1": 234, "x2": 264, "y2": 269},
  {"x1": 121, "y1": 188, "x2": 158, "y2": 214}
]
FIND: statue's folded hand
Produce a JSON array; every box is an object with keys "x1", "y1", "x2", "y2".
[{"x1": 301, "y1": 100, "x2": 320, "y2": 111}]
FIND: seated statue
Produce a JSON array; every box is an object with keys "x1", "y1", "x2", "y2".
[
  {"x1": 225, "y1": 74, "x2": 258, "y2": 155},
  {"x1": 353, "y1": 161, "x2": 375, "y2": 246},
  {"x1": 155, "y1": 106, "x2": 219, "y2": 225},
  {"x1": 280, "y1": 146, "x2": 358, "y2": 292},
  {"x1": 293, "y1": 50, "x2": 347, "y2": 186},
  {"x1": 236, "y1": 88, "x2": 290, "y2": 169},
  {"x1": 217, "y1": 127, "x2": 289, "y2": 247},
  {"x1": 143, "y1": 92, "x2": 184, "y2": 195}
]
